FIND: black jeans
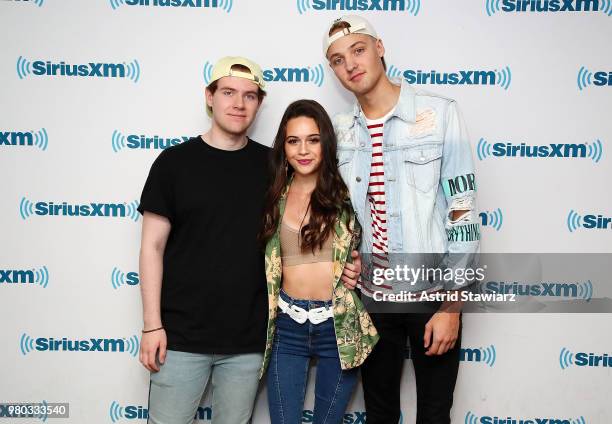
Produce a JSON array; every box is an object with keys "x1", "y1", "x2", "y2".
[{"x1": 361, "y1": 307, "x2": 462, "y2": 424}]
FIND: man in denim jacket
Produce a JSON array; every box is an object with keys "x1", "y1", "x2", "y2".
[{"x1": 323, "y1": 15, "x2": 480, "y2": 424}]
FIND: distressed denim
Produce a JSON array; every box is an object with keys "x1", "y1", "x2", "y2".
[{"x1": 333, "y1": 78, "x2": 480, "y2": 294}]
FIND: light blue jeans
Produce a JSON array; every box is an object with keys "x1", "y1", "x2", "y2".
[{"x1": 147, "y1": 350, "x2": 263, "y2": 424}]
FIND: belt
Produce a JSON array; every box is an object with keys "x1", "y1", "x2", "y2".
[{"x1": 278, "y1": 296, "x2": 333, "y2": 324}]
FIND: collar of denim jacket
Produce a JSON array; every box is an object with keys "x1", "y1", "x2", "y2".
[{"x1": 352, "y1": 77, "x2": 416, "y2": 125}]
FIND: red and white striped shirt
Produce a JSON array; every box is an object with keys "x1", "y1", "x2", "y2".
[{"x1": 362, "y1": 108, "x2": 395, "y2": 293}]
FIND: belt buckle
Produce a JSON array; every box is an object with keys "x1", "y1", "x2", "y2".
[
  {"x1": 288, "y1": 304, "x2": 308, "y2": 324},
  {"x1": 308, "y1": 306, "x2": 329, "y2": 325}
]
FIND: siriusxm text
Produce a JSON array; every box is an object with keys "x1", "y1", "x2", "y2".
[
  {"x1": 31, "y1": 61, "x2": 128, "y2": 78},
  {"x1": 35, "y1": 337, "x2": 126, "y2": 352},
  {"x1": 501, "y1": 0, "x2": 600, "y2": 12},
  {"x1": 311, "y1": 0, "x2": 409, "y2": 11},
  {"x1": 126, "y1": 135, "x2": 188, "y2": 150},
  {"x1": 124, "y1": 0, "x2": 218, "y2": 6},
  {"x1": 0, "y1": 132, "x2": 33, "y2": 146},
  {"x1": 34, "y1": 202, "x2": 127, "y2": 217}
]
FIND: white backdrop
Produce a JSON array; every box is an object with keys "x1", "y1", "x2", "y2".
[{"x1": 1, "y1": 0, "x2": 611, "y2": 423}]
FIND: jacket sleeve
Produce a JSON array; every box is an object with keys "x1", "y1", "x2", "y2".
[{"x1": 438, "y1": 100, "x2": 480, "y2": 290}]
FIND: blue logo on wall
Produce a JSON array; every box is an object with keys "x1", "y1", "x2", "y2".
[
  {"x1": 109, "y1": 0, "x2": 232, "y2": 12},
  {"x1": 0, "y1": 266, "x2": 49, "y2": 288},
  {"x1": 559, "y1": 347, "x2": 611, "y2": 369},
  {"x1": 111, "y1": 268, "x2": 139, "y2": 289},
  {"x1": 567, "y1": 210, "x2": 611, "y2": 231},
  {"x1": 112, "y1": 130, "x2": 189, "y2": 152},
  {"x1": 17, "y1": 56, "x2": 141, "y2": 83},
  {"x1": 486, "y1": 0, "x2": 609, "y2": 15},
  {"x1": 2, "y1": 0, "x2": 44, "y2": 6},
  {"x1": 406, "y1": 345, "x2": 496, "y2": 366},
  {"x1": 387, "y1": 65, "x2": 511, "y2": 90},
  {"x1": 577, "y1": 66, "x2": 611, "y2": 90},
  {"x1": 480, "y1": 280, "x2": 593, "y2": 301},
  {"x1": 109, "y1": 402, "x2": 212, "y2": 421},
  {"x1": 296, "y1": 0, "x2": 420, "y2": 14},
  {"x1": 479, "y1": 209, "x2": 503, "y2": 231},
  {"x1": 460, "y1": 345, "x2": 497, "y2": 367},
  {"x1": 0, "y1": 128, "x2": 49, "y2": 150},
  {"x1": 203, "y1": 61, "x2": 324, "y2": 87},
  {"x1": 20, "y1": 334, "x2": 140, "y2": 357},
  {"x1": 19, "y1": 198, "x2": 140, "y2": 221},
  {"x1": 477, "y1": 138, "x2": 603, "y2": 162},
  {"x1": 466, "y1": 411, "x2": 586, "y2": 424}
]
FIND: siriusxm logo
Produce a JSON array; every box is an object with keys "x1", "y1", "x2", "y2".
[
  {"x1": 16, "y1": 57, "x2": 141, "y2": 83},
  {"x1": 481, "y1": 280, "x2": 593, "y2": 301},
  {"x1": 296, "y1": 0, "x2": 420, "y2": 14},
  {"x1": 479, "y1": 209, "x2": 503, "y2": 231},
  {"x1": 109, "y1": 402, "x2": 212, "y2": 421},
  {"x1": 406, "y1": 345, "x2": 496, "y2": 366},
  {"x1": 112, "y1": 130, "x2": 188, "y2": 152},
  {"x1": 19, "y1": 198, "x2": 140, "y2": 221},
  {"x1": 111, "y1": 267, "x2": 139, "y2": 289},
  {"x1": 302, "y1": 409, "x2": 366, "y2": 423},
  {"x1": 203, "y1": 61, "x2": 324, "y2": 87},
  {"x1": 567, "y1": 210, "x2": 612, "y2": 231},
  {"x1": 0, "y1": 266, "x2": 49, "y2": 288},
  {"x1": 20, "y1": 334, "x2": 139, "y2": 357},
  {"x1": 560, "y1": 347, "x2": 611, "y2": 369},
  {"x1": 387, "y1": 65, "x2": 511, "y2": 90},
  {"x1": 477, "y1": 138, "x2": 603, "y2": 162},
  {"x1": 466, "y1": 411, "x2": 586, "y2": 424},
  {"x1": 1, "y1": 0, "x2": 44, "y2": 7},
  {"x1": 460, "y1": 345, "x2": 497, "y2": 367},
  {"x1": 0, "y1": 129, "x2": 48, "y2": 151},
  {"x1": 109, "y1": 0, "x2": 232, "y2": 12},
  {"x1": 486, "y1": 0, "x2": 610, "y2": 15},
  {"x1": 577, "y1": 67, "x2": 612, "y2": 90}
]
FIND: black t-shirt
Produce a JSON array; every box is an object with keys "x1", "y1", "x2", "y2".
[{"x1": 137, "y1": 136, "x2": 269, "y2": 354}]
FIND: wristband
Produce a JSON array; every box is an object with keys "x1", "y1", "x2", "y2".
[{"x1": 142, "y1": 326, "x2": 164, "y2": 334}]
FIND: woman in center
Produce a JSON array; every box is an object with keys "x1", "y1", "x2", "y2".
[{"x1": 260, "y1": 99, "x2": 379, "y2": 424}]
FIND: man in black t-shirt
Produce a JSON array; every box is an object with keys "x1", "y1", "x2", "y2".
[{"x1": 137, "y1": 57, "x2": 271, "y2": 424}]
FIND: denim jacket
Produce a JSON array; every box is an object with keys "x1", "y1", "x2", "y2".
[
  {"x1": 333, "y1": 78, "x2": 480, "y2": 294},
  {"x1": 259, "y1": 184, "x2": 379, "y2": 378}
]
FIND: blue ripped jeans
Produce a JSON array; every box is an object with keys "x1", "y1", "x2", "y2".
[{"x1": 267, "y1": 290, "x2": 359, "y2": 424}]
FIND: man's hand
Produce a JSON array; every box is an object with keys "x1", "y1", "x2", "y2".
[
  {"x1": 423, "y1": 305, "x2": 461, "y2": 356},
  {"x1": 341, "y1": 250, "x2": 362, "y2": 290},
  {"x1": 139, "y1": 329, "x2": 167, "y2": 372}
]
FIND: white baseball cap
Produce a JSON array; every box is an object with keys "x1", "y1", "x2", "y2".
[{"x1": 322, "y1": 15, "x2": 379, "y2": 56}]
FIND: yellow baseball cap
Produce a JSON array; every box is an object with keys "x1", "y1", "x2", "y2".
[{"x1": 209, "y1": 56, "x2": 266, "y2": 91}]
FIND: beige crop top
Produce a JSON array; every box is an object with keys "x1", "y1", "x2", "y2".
[{"x1": 280, "y1": 219, "x2": 333, "y2": 266}]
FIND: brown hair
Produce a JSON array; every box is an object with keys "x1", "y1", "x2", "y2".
[
  {"x1": 328, "y1": 21, "x2": 387, "y2": 71},
  {"x1": 205, "y1": 64, "x2": 266, "y2": 115},
  {"x1": 260, "y1": 99, "x2": 352, "y2": 252}
]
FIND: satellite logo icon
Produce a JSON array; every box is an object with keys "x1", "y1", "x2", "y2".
[
  {"x1": 567, "y1": 209, "x2": 582, "y2": 232},
  {"x1": 479, "y1": 208, "x2": 503, "y2": 231},
  {"x1": 495, "y1": 66, "x2": 512, "y2": 90}
]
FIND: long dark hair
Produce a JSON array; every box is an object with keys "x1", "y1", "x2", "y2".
[{"x1": 260, "y1": 99, "x2": 351, "y2": 252}]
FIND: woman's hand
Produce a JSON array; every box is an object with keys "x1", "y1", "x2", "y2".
[{"x1": 341, "y1": 250, "x2": 362, "y2": 290}]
